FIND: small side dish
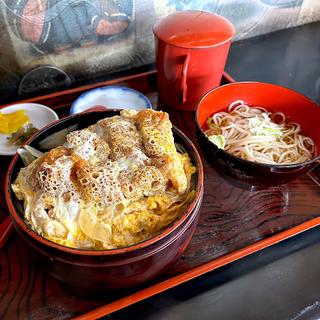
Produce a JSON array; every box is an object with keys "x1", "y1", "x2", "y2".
[
  {"x1": 70, "y1": 86, "x2": 153, "y2": 114},
  {"x1": 12, "y1": 109, "x2": 196, "y2": 250},
  {"x1": 205, "y1": 100, "x2": 315, "y2": 165},
  {"x1": 0, "y1": 104, "x2": 59, "y2": 156},
  {"x1": 0, "y1": 109, "x2": 38, "y2": 147}
]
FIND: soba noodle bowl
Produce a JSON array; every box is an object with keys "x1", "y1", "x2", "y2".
[{"x1": 205, "y1": 100, "x2": 315, "y2": 165}]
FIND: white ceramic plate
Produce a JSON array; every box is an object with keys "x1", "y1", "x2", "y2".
[
  {"x1": 0, "y1": 103, "x2": 59, "y2": 156},
  {"x1": 70, "y1": 85, "x2": 153, "y2": 115}
]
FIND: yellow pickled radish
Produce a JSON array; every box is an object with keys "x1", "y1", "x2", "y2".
[
  {"x1": 79, "y1": 209, "x2": 112, "y2": 243},
  {"x1": 0, "y1": 110, "x2": 29, "y2": 134}
]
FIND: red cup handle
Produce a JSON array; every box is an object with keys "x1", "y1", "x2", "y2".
[{"x1": 179, "y1": 54, "x2": 190, "y2": 104}]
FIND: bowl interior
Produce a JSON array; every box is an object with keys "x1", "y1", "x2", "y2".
[
  {"x1": 196, "y1": 82, "x2": 320, "y2": 155},
  {"x1": 7, "y1": 110, "x2": 202, "y2": 254}
]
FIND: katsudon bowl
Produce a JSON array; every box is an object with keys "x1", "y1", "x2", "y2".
[{"x1": 5, "y1": 110, "x2": 204, "y2": 294}]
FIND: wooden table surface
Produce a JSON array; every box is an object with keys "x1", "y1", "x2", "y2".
[{"x1": 1, "y1": 71, "x2": 320, "y2": 319}]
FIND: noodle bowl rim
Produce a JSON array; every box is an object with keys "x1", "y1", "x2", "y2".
[{"x1": 195, "y1": 81, "x2": 320, "y2": 169}]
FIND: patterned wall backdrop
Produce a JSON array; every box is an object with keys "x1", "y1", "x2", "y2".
[{"x1": 0, "y1": 0, "x2": 319, "y2": 100}]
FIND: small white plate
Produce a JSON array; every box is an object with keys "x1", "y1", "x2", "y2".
[
  {"x1": 0, "y1": 103, "x2": 59, "y2": 156},
  {"x1": 70, "y1": 85, "x2": 153, "y2": 115}
]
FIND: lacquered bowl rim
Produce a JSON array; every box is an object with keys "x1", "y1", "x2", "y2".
[
  {"x1": 195, "y1": 81, "x2": 320, "y2": 169},
  {"x1": 6, "y1": 110, "x2": 204, "y2": 256},
  {"x1": 152, "y1": 10, "x2": 235, "y2": 50}
]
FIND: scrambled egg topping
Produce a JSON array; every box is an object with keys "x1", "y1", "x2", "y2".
[{"x1": 12, "y1": 109, "x2": 196, "y2": 249}]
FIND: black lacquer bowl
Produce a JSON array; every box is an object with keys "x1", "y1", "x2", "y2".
[
  {"x1": 196, "y1": 82, "x2": 320, "y2": 186},
  {"x1": 6, "y1": 110, "x2": 204, "y2": 294}
]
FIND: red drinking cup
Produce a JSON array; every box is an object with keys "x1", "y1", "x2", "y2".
[{"x1": 153, "y1": 10, "x2": 234, "y2": 111}]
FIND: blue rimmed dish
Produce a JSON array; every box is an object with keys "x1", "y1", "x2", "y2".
[{"x1": 70, "y1": 85, "x2": 153, "y2": 115}]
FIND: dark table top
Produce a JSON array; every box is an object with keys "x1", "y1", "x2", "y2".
[
  {"x1": 107, "y1": 21, "x2": 320, "y2": 320},
  {"x1": 226, "y1": 20, "x2": 320, "y2": 104},
  {"x1": 106, "y1": 226, "x2": 320, "y2": 320}
]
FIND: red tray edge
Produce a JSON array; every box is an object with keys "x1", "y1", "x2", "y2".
[
  {"x1": 4, "y1": 69, "x2": 318, "y2": 319},
  {"x1": 0, "y1": 70, "x2": 236, "y2": 109},
  {"x1": 0, "y1": 70, "x2": 158, "y2": 108},
  {"x1": 75, "y1": 210, "x2": 320, "y2": 320}
]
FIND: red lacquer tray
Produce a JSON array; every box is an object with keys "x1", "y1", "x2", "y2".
[{"x1": 1, "y1": 70, "x2": 320, "y2": 320}]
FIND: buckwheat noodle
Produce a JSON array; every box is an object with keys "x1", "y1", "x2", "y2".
[{"x1": 205, "y1": 100, "x2": 315, "y2": 165}]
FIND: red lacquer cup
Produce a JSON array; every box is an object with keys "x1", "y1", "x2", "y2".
[{"x1": 153, "y1": 10, "x2": 234, "y2": 111}]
